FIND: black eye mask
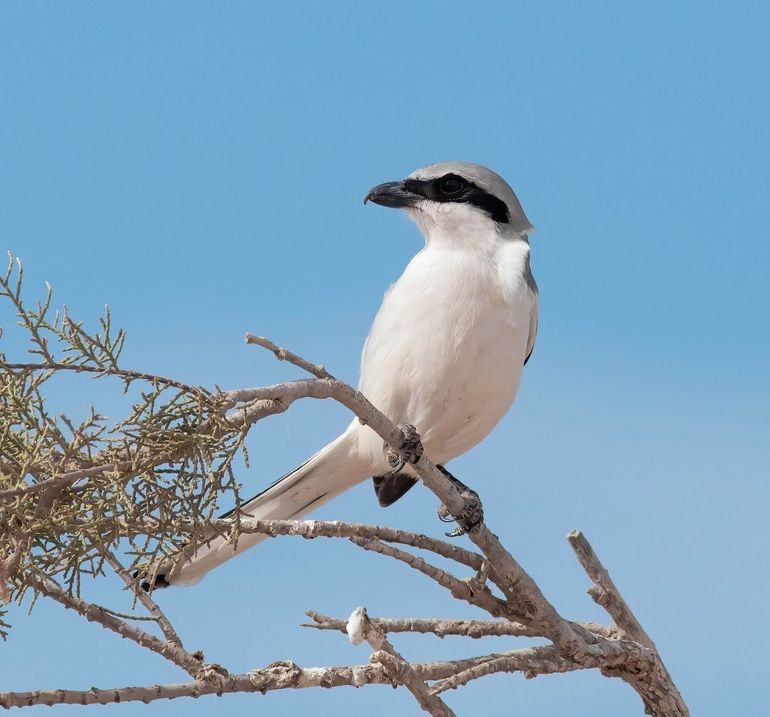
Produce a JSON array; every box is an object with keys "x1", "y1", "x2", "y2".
[{"x1": 403, "y1": 173, "x2": 510, "y2": 224}]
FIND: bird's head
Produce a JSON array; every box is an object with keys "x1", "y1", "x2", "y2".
[{"x1": 364, "y1": 161, "x2": 533, "y2": 243}]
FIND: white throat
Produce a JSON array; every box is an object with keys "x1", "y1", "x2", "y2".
[{"x1": 407, "y1": 204, "x2": 527, "y2": 254}]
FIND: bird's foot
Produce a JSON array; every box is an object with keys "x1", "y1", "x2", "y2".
[
  {"x1": 384, "y1": 423, "x2": 423, "y2": 473},
  {"x1": 436, "y1": 466, "x2": 484, "y2": 536}
]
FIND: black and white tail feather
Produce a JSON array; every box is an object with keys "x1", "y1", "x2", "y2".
[{"x1": 155, "y1": 429, "x2": 369, "y2": 586}]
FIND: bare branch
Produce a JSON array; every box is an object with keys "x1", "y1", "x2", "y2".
[
  {"x1": 305, "y1": 611, "x2": 534, "y2": 638},
  {"x1": 429, "y1": 640, "x2": 655, "y2": 695},
  {"x1": 100, "y1": 550, "x2": 184, "y2": 648},
  {"x1": 0, "y1": 462, "x2": 123, "y2": 500},
  {"x1": 350, "y1": 538, "x2": 512, "y2": 620},
  {"x1": 196, "y1": 517, "x2": 485, "y2": 572},
  {"x1": 353, "y1": 608, "x2": 456, "y2": 717},
  {"x1": 26, "y1": 576, "x2": 204, "y2": 678},
  {"x1": 567, "y1": 530, "x2": 690, "y2": 717},
  {"x1": 567, "y1": 529, "x2": 651, "y2": 646},
  {"x1": 1, "y1": 361, "x2": 209, "y2": 397},
  {"x1": 245, "y1": 333, "x2": 332, "y2": 379},
  {"x1": 303, "y1": 611, "x2": 620, "y2": 641},
  {"x1": 0, "y1": 654, "x2": 507, "y2": 709}
]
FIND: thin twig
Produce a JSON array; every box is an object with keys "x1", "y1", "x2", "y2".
[
  {"x1": 26, "y1": 576, "x2": 203, "y2": 678},
  {"x1": 0, "y1": 463, "x2": 123, "y2": 500},
  {"x1": 1, "y1": 361, "x2": 209, "y2": 397},
  {"x1": 101, "y1": 550, "x2": 185, "y2": 648},
  {"x1": 350, "y1": 538, "x2": 513, "y2": 621},
  {"x1": 88, "y1": 605, "x2": 157, "y2": 622},
  {"x1": 195, "y1": 517, "x2": 485, "y2": 571},
  {"x1": 245, "y1": 334, "x2": 332, "y2": 379},
  {"x1": 357, "y1": 609, "x2": 456, "y2": 717}
]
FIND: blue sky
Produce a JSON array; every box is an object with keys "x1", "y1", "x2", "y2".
[{"x1": 2, "y1": 2, "x2": 769, "y2": 715}]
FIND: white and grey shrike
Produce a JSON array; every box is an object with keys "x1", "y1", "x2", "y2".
[{"x1": 153, "y1": 161, "x2": 538, "y2": 587}]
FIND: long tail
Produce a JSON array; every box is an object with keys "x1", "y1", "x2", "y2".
[{"x1": 158, "y1": 428, "x2": 368, "y2": 587}]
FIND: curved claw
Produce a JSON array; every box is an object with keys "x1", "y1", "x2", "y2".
[
  {"x1": 384, "y1": 424, "x2": 423, "y2": 473},
  {"x1": 435, "y1": 468, "x2": 484, "y2": 537},
  {"x1": 445, "y1": 527, "x2": 467, "y2": 538}
]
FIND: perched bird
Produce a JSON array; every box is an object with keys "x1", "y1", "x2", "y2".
[{"x1": 153, "y1": 161, "x2": 538, "y2": 587}]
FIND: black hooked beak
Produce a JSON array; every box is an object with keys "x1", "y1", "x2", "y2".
[{"x1": 364, "y1": 180, "x2": 421, "y2": 209}]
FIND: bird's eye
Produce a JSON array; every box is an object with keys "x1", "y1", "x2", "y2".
[{"x1": 439, "y1": 175, "x2": 464, "y2": 195}]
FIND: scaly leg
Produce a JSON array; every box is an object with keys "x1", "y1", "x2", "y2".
[{"x1": 435, "y1": 465, "x2": 484, "y2": 536}]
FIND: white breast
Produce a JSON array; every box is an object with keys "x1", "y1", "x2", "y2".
[{"x1": 355, "y1": 237, "x2": 536, "y2": 472}]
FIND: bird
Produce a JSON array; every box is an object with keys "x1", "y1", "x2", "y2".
[{"x1": 151, "y1": 161, "x2": 539, "y2": 588}]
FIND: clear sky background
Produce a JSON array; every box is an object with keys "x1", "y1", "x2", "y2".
[{"x1": 2, "y1": 2, "x2": 769, "y2": 715}]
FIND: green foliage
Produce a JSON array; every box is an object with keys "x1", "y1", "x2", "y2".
[{"x1": 0, "y1": 254, "x2": 246, "y2": 625}]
